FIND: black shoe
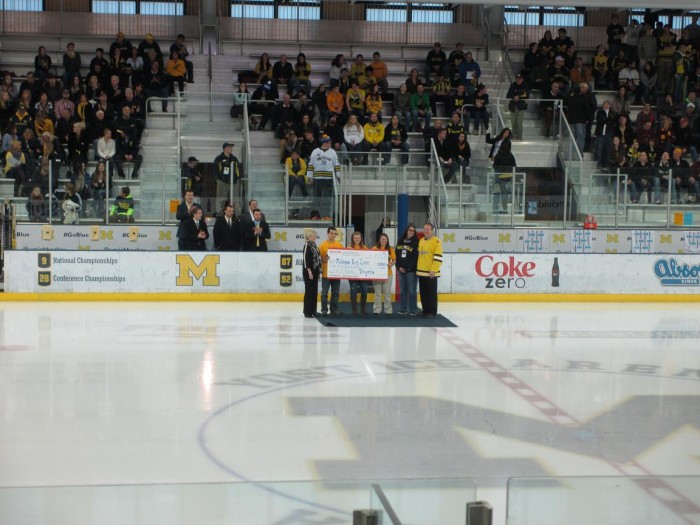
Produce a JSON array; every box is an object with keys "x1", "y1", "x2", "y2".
[
  {"x1": 330, "y1": 310, "x2": 343, "y2": 316},
  {"x1": 304, "y1": 314, "x2": 313, "y2": 318}
]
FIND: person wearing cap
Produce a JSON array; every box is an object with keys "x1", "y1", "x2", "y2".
[
  {"x1": 506, "y1": 74, "x2": 530, "y2": 140},
  {"x1": 10, "y1": 104, "x2": 33, "y2": 137},
  {"x1": 110, "y1": 32, "x2": 133, "y2": 61},
  {"x1": 214, "y1": 142, "x2": 242, "y2": 211},
  {"x1": 307, "y1": 135, "x2": 340, "y2": 217},
  {"x1": 137, "y1": 33, "x2": 163, "y2": 71},
  {"x1": 426, "y1": 42, "x2": 447, "y2": 85},
  {"x1": 170, "y1": 34, "x2": 194, "y2": 83},
  {"x1": 547, "y1": 56, "x2": 570, "y2": 95},
  {"x1": 459, "y1": 52, "x2": 481, "y2": 95},
  {"x1": 61, "y1": 42, "x2": 81, "y2": 88}
]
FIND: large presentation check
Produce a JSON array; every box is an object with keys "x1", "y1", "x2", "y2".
[{"x1": 327, "y1": 249, "x2": 388, "y2": 280}]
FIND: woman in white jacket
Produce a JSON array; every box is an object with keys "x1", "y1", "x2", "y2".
[
  {"x1": 96, "y1": 128, "x2": 116, "y2": 179},
  {"x1": 341, "y1": 114, "x2": 365, "y2": 165}
]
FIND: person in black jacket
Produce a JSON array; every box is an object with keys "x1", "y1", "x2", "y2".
[
  {"x1": 381, "y1": 115, "x2": 409, "y2": 165},
  {"x1": 434, "y1": 128, "x2": 456, "y2": 183},
  {"x1": 213, "y1": 203, "x2": 241, "y2": 251},
  {"x1": 302, "y1": 228, "x2": 322, "y2": 318},
  {"x1": 565, "y1": 82, "x2": 597, "y2": 155},
  {"x1": 213, "y1": 142, "x2": 241, "y2": 213},
  {"x1": 395, "y1": 223, "x2": 419, "y2": 315},
  {"x1": 176, "y1": 190, "x2": 196, "y2": 250},
  {"x1": 242, "y1": 208, "x2": 271, "y2": 251},
  {"x1": 487, "y1": 128, "x2": 516, "y2": 212},
  {"x1": 184, "y1": 205, "x2": 209, "y2": 251},
  {"x1": 594, "y1": 100, "x2": 616, "y2": 168},
  {"x1": 506, "y1": 74, "x2": 530, "y2": 140}
]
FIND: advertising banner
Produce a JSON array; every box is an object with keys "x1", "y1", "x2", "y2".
[{"x1": 327, "y1": 249, "x2": 389, "y2": 281}]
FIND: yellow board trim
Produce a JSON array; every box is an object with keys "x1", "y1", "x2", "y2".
[{"x1": 1, "y1": 293, "x2": 700, "y2": 303}]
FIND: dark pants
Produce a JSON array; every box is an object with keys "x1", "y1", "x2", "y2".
[
  {"x1": 303, "y1": 274, "x2": 319, "y2": 316},
  {"x1": 418, "y1": 276, "x2": 438, "y2": 315},
  {"x1": 321, "y1": 277, "x2": 340, "y2": 314}
]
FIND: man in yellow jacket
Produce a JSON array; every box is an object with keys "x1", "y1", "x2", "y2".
[
  {"x1": 363, "y1": 112, "x2": 385, "y2": 162},
  {"x1": 416, "y1": 222, "x2": 442, "y2": 318}
]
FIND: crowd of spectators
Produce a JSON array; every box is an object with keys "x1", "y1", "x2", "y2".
[
  {"x1": 1, "y1": 32, "x2": 195, "y2": 220},
  {"x1": 509, "y1": 14, "x2": 700, "y2": 204}
]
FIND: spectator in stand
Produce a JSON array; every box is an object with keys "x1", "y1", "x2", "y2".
[
  {"x1": 62, "y1": 42, "x2": 81, "y2": 87},
  {"x1": 362, "y1": 112, "x2": 384, "y2": 163},
  {"x1": 434, "y1": 128, "x2": 456, "y2": 183},
  {"x1": 326, "y1": 82, "x2": 345, "y2": 123},
  {"x1": 255, "y1": 53, "x2": 273, "y2": 84},
  {"x1": 454, "y1": 132, "x2": 471, "y2": 181},
  {"x1": 10, "y1": 104, "x2": 33, "y2": 137},
  {"x1": 96, "y1": 128, "x2": 116, "y2": 177},
  {"x1": 271, "y1": 93, "x2": 297, "y2": 132},
  {"x1": 446, "y1": 111, "x2": 465, "y2": 144},
  {"x1": 272, "y1": 54, "x2": 294, "y2": 93},
  {"x1": 540, "y1": 82, "x2": 563, "y2": 138},
  {"x1": 33, "y1": 93, "x2": 53, "y2": 121},
  {"x1": 507, "y1": 74, "x2": 529, "y2": 141},
  {"x1": 17, "y1": 90, "x2": 34, "y2": 118},
  {"x1": 285, "y1": 149, "x2": 308, "y2": 198},
  {"x1": 85, "y1": 73, "x2": 102, "y2": 102},
  {"x1": 619, "y1": 61, "x2": 641, "y2": 103},
  {"x1": 522, "y1": 42, "x2": 540, "y2": 80},
  {"x1": 639, "y1": 61, "x2": 657, "y2": 105},
  {"x1": 592, "y1": 45, "x2": 610, "y2": 91},
  {"x1": 345, "y1": 80, "x2": 366, "y2": 124},
  {"x1": 33, "y1": 111, "x2": 54, "y2": 138},
  {"x1": 675, "y1": 117, "x2": 699, "y2": 162},
  {"x1": 110, "y1": 32, "x2": 133, "y2": 60},
  {"x1": 295, "y1": 92, "x2": 317, "y2": 124},
  {"x1": 422, "y1": 118, "x2": 444, "y2": 163},
  {"x1": 337, "y1": 68, "x2": 351, "y2": 94},
  {"x1": 278, "y1": 129, "x2": 299, "y2": 164},
  {"x1": 637, "y1": 25, "x2": 658, "y2": 74},
  {"x1": 68, "y1": 121, "x2": 89, "y2": 166},
  {"x1": 365, "y1": 84, "x2": 383, "y2": 122},
  {"x1": 170, "y1": 34, "x2": 193, "y2": 84},
  {"x1": 296, "y1": 113, "x2": 319, "y2": 141},
  {"x1": 114, "y1": 115, "x2": 142, "y2": 179},
  {"x1": 1, "y1": 123, "x2": 18, "y2": 158},
  {"x1": 426, "y1": 42, "x2": 447, "y2": 84},
  {"x1": 4, "y1": 140, "x2": 26, "y2": 196},
  {"x1": 349, "y1": 54, "x2": 366, "y2": 83},
  {"x1": 230, "y1": 82, "x2": 250, "y2": 122},
  {"x1": 539, "y1": 34, "x2": 555, "y2": 61},
  {"x1": 54, "y1": 89, "x2": 75, "y2": 120},
  {"x1": 393, "y1": 83, "x2": 411, "y2": 131},
  {"x1": 56, "y1": 107, "x2": 78, "y2": 144},
  {"x1": 566, "y1": 82, "x2": 597, "y2": 154},
  {"x1": 570, "y1": 56, "x2": 593, "y2": 88},
  {"x1": 448, "y1": 43, "x2": 466, "y2": 87},
  {"x1": 607, "y1": 14, "x2": 625, "y2": 60},
  {"x1": 329, "y1": 54, "x2": 349, "y2": 84},
  {"x1": 448, "y1": 83, "x2": 469, "y2": 125},
  {"x1": 137, "y1": 33, "x2": 163, "y2": 72},
  {"x1": 563, "y1": 44, "x2": 578, "y2": 71},
  {"x1": 20, "y1": 72, "x2": 41, "y2": 106},
  {"x1": 94, "y1": 91, "x2": 115, "y2": 121},
  {"x1": 410, "y1": 83, "x2": 432, "y2": 132},
  {"x1": 251, "y1": 80, "x2": 278, "y2": 131},
  {"x1": 106, "y1": 75, "x2": 124, "y2": 107},
  {"x1": 431, "y1": 72, "x2": 451, "y2": 115},
  {"x1": 669, "y1": 147, "x2": 692, "y2": 203},
  {"x1": 611, "y1": 86, "x2": 631, "y2": 117},
  {"x1": 614, "y1": 114, "x2": 635, "y2": 150},
  {"x1": 311, "y1": 84, "x2": 329, "y2": 128},
  {"x1": 90, "y1": 48, "x2": 110, "y2": 76},
  {"x1": 625, "y1": 19, "x2": 642, "y2": 63},
  {"x1": 341, "y1": 114, "x2": 364, "y2": 165},
  {"x1": 1, "y1": 72, "x2": 18, "y2": 102},
  {"x1": 110, "y1": 46, "x2": 128, "y2": 79},
  {"x1": 0, "y1": 92, "x2": 14, "y2": 131},
  {"x1": 459, "y1": 52, "x2": 481, "y2": 95},
  {"x1": 405, "y1": 68, "x2": 422, "y2": 95},
  {"x1": 166, "y1": 50, "x2": 187, "y2": 95},
  {"x1": 34, "y1": 46, "x2": 52, "y2": 83},
  {"x1": 182, "y1": 156, "x2": 204, "y2": 197},
  {"x1": 299, "y1": 129, "x2": 320, "y2": 163},
  {"x1": 370, "y1": 52, "x2": 388, "y2": 94},
  {"x1": 548, "y1": 55, "x2": 570, "y2": 95},
  {"x1": 673, "y1": 43, "x2": 691, "y2": 104},
  {"x1": 110, "y1": 186, "x2": 135, "y2": 223},
  {"x1": 554, "y1": 28, "x2": 574, "y2": 56},
  {"x1": 382, "y1": 114, "x2": 409, "y2": 166},
  {"x1": 292, "y1": 53, "x2": 312, "y2": 98},
  {"x1": 470, "y1": 84, "x2": 490, "y2": 135},
  {"x1": 144, "y1": 60, "x2": 169, "y2": 112},
  {"x1": 656, "y1": 25, "x2": 677, "y2": 96}
]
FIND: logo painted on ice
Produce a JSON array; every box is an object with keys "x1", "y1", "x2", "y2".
[{"x1": 653, "y1": 258, "x2": 700, "y2": 286}]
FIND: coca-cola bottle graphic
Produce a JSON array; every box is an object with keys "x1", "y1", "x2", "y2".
[{"x1": 551, "y1": 257, "x2": 560, "y2": 287}]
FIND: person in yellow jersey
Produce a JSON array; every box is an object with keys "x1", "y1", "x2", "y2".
[
  {"x1": 318, "y1": 226, "x2": 344, "y2": 316},
  {"x1": 416, "y1": 222, "x2": 442, "y2": 318}
]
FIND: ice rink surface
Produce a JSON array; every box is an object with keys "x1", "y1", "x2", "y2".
[{"x1": 1, "y1": 301, "x2": 699, "y2": 524}]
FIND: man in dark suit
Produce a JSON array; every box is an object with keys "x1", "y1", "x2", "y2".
[
  {"x1": 239, "y1": 198, "x2": 265, "y2": 237},
  {"x1": 213, "y1": 203, "x2": 241, "y2": 251},
  {"x1": 176, "y1": 190, "x2": 196, "y2": 250},
  {"x1": 242, "y1": 208, "x2": 271, "y2": 251},
  {"x1": 184, "y1": 205, "x2": 209, "y2": 251}
]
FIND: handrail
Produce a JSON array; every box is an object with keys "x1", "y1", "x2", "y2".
[
  {"x1": 207, "y1": 41, "x2": 213, "y2": 122},
  {"x1": 481, "y1": 10, "x2": 491, "y2": 62},
  {"x1": 557, "y1": 111, "x2": 582, "y2": 228},
  {"x1": 430, "y1": 138, "x2": 448, "y2": 229},
  {"x1": 242, "y1": 94, "x2": 252, "y2": 209}
]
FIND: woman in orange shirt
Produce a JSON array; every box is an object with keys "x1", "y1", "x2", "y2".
[
  {"x1": 372, "y1": 232, "x2": 396, "y2": 315},
  {"x1": 326, "y1": 83, "x2": 345, "y2": 121},
  {"x1": 348, "y1": 230, "x2": 369, "y2": 315}
]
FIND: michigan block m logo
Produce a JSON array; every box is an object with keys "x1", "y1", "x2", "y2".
[{"x1": 176, "y1": 254, "x2": 220, "y2": 286}]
